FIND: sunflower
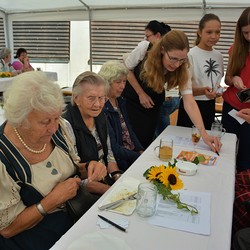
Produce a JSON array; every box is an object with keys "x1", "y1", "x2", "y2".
[
  {"x1": 146, "y1": 164, "x2": 166, "y2": 181},
  {"x1": 159, "y1": 167, "x2": 183, "y2": 190},
  {"x1": 0, "y1": 72, "x2": 13, "y2": 78}
]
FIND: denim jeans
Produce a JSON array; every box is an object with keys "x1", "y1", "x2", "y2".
[{"x1": 155, "y1": 97, "x2": 180, "y2": 137}]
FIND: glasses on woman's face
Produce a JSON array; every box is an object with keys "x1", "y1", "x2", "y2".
[
  {"x1": 144, "y1": 33, "x2": 154, "y2": 40},
  {"x1": 85, "y1": 95, "x2": 107, "y2": 105},
  {"x1": 165, "y1": 51, "x2": 187, "y2": 65}
]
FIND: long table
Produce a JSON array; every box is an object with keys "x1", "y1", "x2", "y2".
[
  {"x1": 0, "y1": 71, "x2": 58, "y2": 92},
  {"x1": 50, "y1": 125, "x2": 237, "y2": 250}
]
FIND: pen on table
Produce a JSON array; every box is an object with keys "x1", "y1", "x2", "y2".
[
  {"x1": 215, "y1": 150, "x2": 220, "y2": 156},
  {"x1": 98, "y1": 215, "x2": 127, "y2": 232}
]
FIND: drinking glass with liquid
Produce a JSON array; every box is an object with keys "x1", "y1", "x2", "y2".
[{"x1": 154, "y1": 138, "x2": 173, "y2": 161}]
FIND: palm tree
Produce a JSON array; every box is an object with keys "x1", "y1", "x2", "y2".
[{"x1": 204, "y1": 58, "x2": 221, "y2": 90}]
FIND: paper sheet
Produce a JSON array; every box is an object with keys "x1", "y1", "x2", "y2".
[
  {"x1": 173, "y1": 136, "x2": 210, "y2": 151},
  {"x1": 148, "y1": 190, "x2": 211, "y2": 235},
  {"x1": 228, "y1": 109, "x2": 245, "y2": 124}
]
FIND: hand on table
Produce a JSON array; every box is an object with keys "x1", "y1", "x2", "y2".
[{"x1": 201, "y1": 131, "x2": 222, "y2": 154}]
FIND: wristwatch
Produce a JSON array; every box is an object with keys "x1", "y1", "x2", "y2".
[{"x1": 110, "y1": 170, "x2": 123, "y2": 181}]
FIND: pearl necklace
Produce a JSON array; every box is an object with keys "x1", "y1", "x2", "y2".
[{"x1": 14, "y1": 128, "x2": 47, "y2": 154}]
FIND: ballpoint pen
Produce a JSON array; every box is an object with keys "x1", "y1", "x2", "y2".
[
  {"x1": 98, "y1": 215, "x2": 127, "y2": 232},
  {"x1": 215, "y1": 150, "x2": 220, "y2": 156}
]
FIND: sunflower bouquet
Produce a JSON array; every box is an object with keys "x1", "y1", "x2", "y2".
[
  {"x1": 143, "y1": 159, "x2": 198, "y2": 215},
  {"x1": 0, "y1": 72, "x2": 14, "y2": 78}
]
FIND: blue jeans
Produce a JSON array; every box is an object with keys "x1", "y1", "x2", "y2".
[{"x1": 155, "y1": 97, "x2": 180, "y2": 137}]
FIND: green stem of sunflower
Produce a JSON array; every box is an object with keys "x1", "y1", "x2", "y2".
[{"x1": 154, "y1": 187, "x2": 199, "y2": 215}]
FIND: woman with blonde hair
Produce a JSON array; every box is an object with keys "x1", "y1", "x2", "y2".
[
  {"x1": 99, "y1": 60, "x2": 144, "y2": 171},
  {"x1": 125, "y1": 29, "x2": 220, "y2": 152}
]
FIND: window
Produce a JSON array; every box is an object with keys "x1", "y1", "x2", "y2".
[
  {"x1": 12, "y1": 21, "x2": 70, "y2": 63},
  {"x1": 0, "y1": 18, "x2": 5, "y2": 49},
  {"x1": 91, "y1": 20, "x2": 236, "y2": 67}
]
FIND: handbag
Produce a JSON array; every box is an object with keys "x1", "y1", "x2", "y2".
[{"x1": 66, "y1": 183, "x2": 100, "y2": 222}]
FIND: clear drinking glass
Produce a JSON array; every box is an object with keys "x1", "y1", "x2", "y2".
[
  {"x1": 191, "y1": 125, "x2": 201, "y2": 152},
  {"x1": 136, "y1": 182, "x2": 157, "y2": 217}
]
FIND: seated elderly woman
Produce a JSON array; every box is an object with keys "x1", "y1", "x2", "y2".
[
  {"x1": 0, "y1": 48, "x2": 18, "y2": 75},
  {"x1": 99, "y1": 60, "x2": 144, "y2": 171},
  {"x1": 0, "y1": 71, "x2": 106, "y2": 250},
  {"x1": 63, "y1": 71, "x2": 123, "y2": 184}
]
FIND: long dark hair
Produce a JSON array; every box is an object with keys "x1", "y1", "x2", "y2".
[{"x1": 14, "y1": 48, "x2": 27, "y2": 59}]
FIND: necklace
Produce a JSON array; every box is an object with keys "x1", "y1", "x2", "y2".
[{"x1": 14, "y1": 127, "x2": 47, "y2": 154}]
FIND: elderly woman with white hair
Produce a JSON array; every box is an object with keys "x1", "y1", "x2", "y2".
[
  {"x1": 63, "y1": 71, "x2": 124, "y2": 184},
  {"x1": 0, "y1": 48, "x2": 18, "y2": 75},
  {"x1": 99, "y1": 60, "x2": 144, "y2": 171},
  {"x1": 0, "y1": 71, "x2": 106, "y2": 250}
]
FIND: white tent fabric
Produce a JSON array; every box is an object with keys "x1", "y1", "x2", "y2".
[
  {"x1": 0, "y1": 0, "x2": 248, "y2": 84},
  {"x1": 0, "y1": 0, "x2": 249, "y2": 22}
]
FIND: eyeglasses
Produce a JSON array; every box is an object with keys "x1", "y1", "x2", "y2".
[
  {"x1": 165, "y1": 51, "x2": 187, "y2": 64},
  {"x1": 144, "y1": 34, "x2": 154, "y2": 40},
  {"x1": 86, "y1": 96, "x2": 107, "y2": 104}
]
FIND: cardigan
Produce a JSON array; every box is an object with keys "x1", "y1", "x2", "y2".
[{"x1": 104, "y1": 97, "x2": 144, "y2": 171}]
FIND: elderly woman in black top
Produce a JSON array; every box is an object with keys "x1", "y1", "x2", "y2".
[{"x1": 63, "y1": 71, "x2": 123, "y2": 185}]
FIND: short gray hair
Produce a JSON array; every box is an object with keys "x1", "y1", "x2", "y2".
[
  {"x1": 0, "y1": 48, "x2": 11, "y2": 59},
  {"x1": 98, "y1": 60, "x2": 128, "y2": 85},
  {"x1": 71, "y1": 71, "x2": 108, "y2": 105},
  {"x1": 4, "y1": 71, "x2": 64, "y2": 127}
]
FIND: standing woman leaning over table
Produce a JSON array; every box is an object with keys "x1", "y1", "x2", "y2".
[
  {"x1": 0, "y1": 71, "x2": 106, "y2": 250},
  {"x1": 140, "y1": 29, "x2": 221, "y2": 152}
]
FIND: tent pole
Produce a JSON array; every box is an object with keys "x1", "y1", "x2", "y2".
[
  {"x1": 202, "y1": 0, "x2": 207, "y2": 15},
  {"x1": 79, "y1": 1, "x2": 92, "y2": 71}
]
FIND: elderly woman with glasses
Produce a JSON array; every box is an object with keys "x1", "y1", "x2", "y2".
[
  {"x1": 99, "y1": 60, "x2": 144, "y2": 171},
  {"x1": 125, "y1": 29, "x2": 221, "y2": 153},
  {"x1": 63, "y1": 71, "x2": 123, "y2": 187}
]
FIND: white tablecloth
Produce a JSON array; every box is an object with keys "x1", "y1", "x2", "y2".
[
  {"x1": 0, "y1": 72, "x2": 58, "y2": 92},
  {"x1": 50, "y1": 126, "x2": 237, "y2": 250},
  {"x1": 0, "y1": 77, "x2": 13, "y2": 92}
]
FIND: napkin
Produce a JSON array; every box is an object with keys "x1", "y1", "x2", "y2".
[
  {"x1": 67, "y1": 232, "x2": 131, "y2": 250},
  {"x1": 98, "y1": 176, "x2": 140, "y2": 215}
]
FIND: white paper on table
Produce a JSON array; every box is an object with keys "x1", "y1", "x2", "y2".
[
  {"x1": 148, "y1": 190, "x2": 211, "y2": 235},
  {"x1": 228, "y1": 109, "x2": 245, "y2": 124},
  {"x1": 173, "y1": 136, "x2": 210, "y2": 151}
]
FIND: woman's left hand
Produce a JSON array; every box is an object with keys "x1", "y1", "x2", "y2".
[
  {"x1": 87, "y1": 161, "x2": 107, "y2": 182},
  {"x1": 201, "y1": 131, "x2": 222, "y2": 153}
]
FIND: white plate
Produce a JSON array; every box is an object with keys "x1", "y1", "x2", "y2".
[
  {"x1": 67, "y1": 232, "x2": 131, "y2": 250},
  {"x1": 98, "y1": 177, "x2": 140, "y2": 215},
  {"x1": 176, "y1": 161, "x2": 198, "y2": 176}
]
